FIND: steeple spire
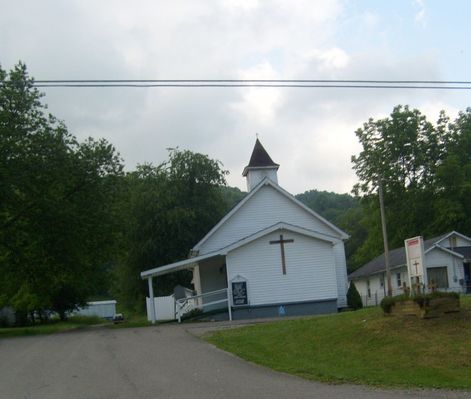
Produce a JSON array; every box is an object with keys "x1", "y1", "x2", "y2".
[{"x1": 243, "y1": 139, "x2": 279, "y2": 191}]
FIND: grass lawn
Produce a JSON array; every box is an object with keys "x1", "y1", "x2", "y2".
[
  {"x1": 0, "y1": 315, "x2": 105, "y2": 339},
  {"x1": 106, "y1": 312, "x2": 151, "y2": 329},
  {"x1": 0, "y1": 311, "x2": 156, "y2": 338},
  {"x1": 206, "y1": 295, "x2": 471, "y2": 390}
]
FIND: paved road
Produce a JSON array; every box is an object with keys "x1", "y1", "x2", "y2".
[{"x1": 0, "y1": 324, "x2": 469, "y2": 399}]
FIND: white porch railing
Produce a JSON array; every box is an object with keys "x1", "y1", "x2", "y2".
[{"x1": 175, "y1": 288, "x2": 232, "y2": 323}]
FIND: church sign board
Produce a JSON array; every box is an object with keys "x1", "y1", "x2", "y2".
[
  {"x1": 405, "y1": 236, "x2": 426, "y2": 286},
  {"x1": 231, "y1": 279, "x2": 248, "y2": 306}
]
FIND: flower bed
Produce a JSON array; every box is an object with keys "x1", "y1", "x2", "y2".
[{"x1": 380, "y1": 292, "x2": 460, "y2": 318}]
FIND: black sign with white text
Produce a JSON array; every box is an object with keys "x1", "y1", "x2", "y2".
[{"x1": 231, "y1": 281, "x2": 248, "y2": 306}]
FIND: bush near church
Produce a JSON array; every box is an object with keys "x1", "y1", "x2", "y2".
[
  {"x1": 380, "y1": 291, "x2": 460, "y2": 318},
  {"x1": 347, "y1": 281, "x2": 363, "y2": 310}
]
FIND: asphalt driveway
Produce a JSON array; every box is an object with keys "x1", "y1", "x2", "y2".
[{"x1": 0, "y1": 323, "x2": 469, "y2": 399}]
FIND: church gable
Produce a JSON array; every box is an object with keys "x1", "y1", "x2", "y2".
[
  {"x1": 226, "y1": 230, "x2": 338, "y2": 306},
  {"x1": 195, "y1": 181, "x2": 345, "y2": 255}
]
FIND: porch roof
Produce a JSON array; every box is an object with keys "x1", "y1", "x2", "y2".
[{"x1": 140, "y1": 251, "x2": 222, "y2": 279}]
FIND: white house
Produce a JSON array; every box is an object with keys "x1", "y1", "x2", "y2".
[
  {"x1": 141, "y1": 139, "x2": 350, "y2": 321},
  {"x1": 349, "y1": 231, "x2": 471, "y2": 306}
]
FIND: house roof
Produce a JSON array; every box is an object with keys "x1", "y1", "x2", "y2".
[
  {"x1": 242, "y1": 139, "x2": 279, "y2": 176},
  {"x1": 348, "y1": 234, "x2": 449, "y2": 280},
  {"x1": 141, "y1": 222, "x2": 340, "y2": 279},
  {"x1": 192, "y1": 177, "x2": 349, "y2": 252},
  {"x1": 452, "y1": 246, "x2": 471, "y2": 260}
]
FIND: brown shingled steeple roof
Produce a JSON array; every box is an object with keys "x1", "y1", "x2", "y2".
[{"x1": 242, "y1": 139, "x2": 279, "y2": 176}]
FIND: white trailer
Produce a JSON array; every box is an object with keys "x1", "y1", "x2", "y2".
[{"x1": 76, "y1": 300, "x2": 117, "y2": 319}]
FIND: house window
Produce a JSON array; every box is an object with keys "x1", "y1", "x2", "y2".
[
  {"x1": 366, "y1": 279, "x2": 371, "y2": 298},
  {"x1": 427, "y1": 267, "x2": 449, "y2": 289},
  {"x1": 396, "y1": 273, "x2": 401, "y2": 288},
  {"x1": 380, "y1": 276, "x2": 384, "y2": 288}
]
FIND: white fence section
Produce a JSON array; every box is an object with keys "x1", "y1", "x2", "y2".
[
  {"x1": 76, "y1": 300, "x2": 117, "y2": 319},
  {"x1": 145, "y1": 289, "x2": 233, "y2": 322},
  {"x1": 175, "y1": 288, "x2": 231, "y2": 323},
  {"x1": 146, "y1": 295, "x2": 176, "y2": 321}
]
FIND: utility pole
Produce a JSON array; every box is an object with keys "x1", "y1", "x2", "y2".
[{"x1": 378, "y1": 180, "x2": 393, "y2": 296}]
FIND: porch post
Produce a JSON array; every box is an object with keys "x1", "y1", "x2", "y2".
[
  {"x1": 148, "y1": 277, "x2": 156, "y2": 324},
  {"x1": 227, "y1": 288, "x2": 232, "y2": 321}
]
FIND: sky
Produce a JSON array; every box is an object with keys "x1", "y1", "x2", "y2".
[{"x1": 1, "y1": 0, "x2": 470, "y2": 194}]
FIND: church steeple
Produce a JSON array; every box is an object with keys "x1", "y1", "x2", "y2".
[{"x1": 243, "y1": 139, "x2": 279, "y2": 191}]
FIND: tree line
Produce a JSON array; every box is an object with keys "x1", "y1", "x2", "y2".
[
  {"x1": 0, "y1": 63, "x2": 229, "y2": 322},
  {"x1": 1, "y1": 62, "x2": 470, "y2": 323}
]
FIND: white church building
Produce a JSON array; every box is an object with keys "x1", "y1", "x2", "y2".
[{"x1": 141, "y1": 140, "x2": 349, "y2": 321}]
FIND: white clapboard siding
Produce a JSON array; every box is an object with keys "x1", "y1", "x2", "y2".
[
  {"x1": 333, "y1": 242, "x2": 348, "y2": 307},
  {"x1": 199, "y1": 184, "x2": 340, "y2": 255},
  {"x1": 426, "y1": 247, "x2": 464, "y2": 290},
  {"x1": 226, "y1": 231, "x2": 338, "y2": 306}
]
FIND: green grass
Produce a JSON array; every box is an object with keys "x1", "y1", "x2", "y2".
[
  {"x1": 0, "y1": 308, "x2": 157, "y2": 338},
  {"x1": 207, "y1": 295, "x2": 471, "y2": 389},
  {"x1": 0, "y1": 315, "x2": 105, "y2": 339}
]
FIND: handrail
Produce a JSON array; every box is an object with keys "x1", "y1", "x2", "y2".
[
  {"x1": 175, "y1": 288, "x2": 232, "y2": 322},
  {"x1": 175, "y1": 288, "x2": 228, "y2": 305}
]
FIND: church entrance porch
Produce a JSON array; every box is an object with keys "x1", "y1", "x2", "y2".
[
  {"x1": 195, "y1": 256, "x2": 228, "y2": 311},
  {"x1": 141, "y1": 252, "x2": 231, "y2": 323}
]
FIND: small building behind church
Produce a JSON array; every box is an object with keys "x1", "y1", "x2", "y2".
[
  {"x1": 141, "y1": 140, "x2": 349, "y2": 321},
  {"x1": 349, "y1": 231, "x2": 471, "y2": 306}
]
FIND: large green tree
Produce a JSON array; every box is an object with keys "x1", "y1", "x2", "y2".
[
  {"x1": 114, "y1": 149, "x2": 229, "y2": 311},
  {"x1": 350, "y1": 105, "x2": 470, "y2": 270},
  {"x1": 0, "y1": 63, "x2": 123, "y2": 321}
]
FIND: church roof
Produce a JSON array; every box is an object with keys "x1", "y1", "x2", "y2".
[
  {"x1": 242, "y1": 139, "x2": 279, "y2": 176},
  {"x1": 192, "y1": 177, "x2": 349, "y2": 253}
]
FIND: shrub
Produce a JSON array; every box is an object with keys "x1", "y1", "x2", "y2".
[
  {"x1": 413, "y1": 291, "x2": 459, "y2": 308},
  {"x1": 347, "y1": 282, "x2": 363, "y2": 310},
  {"x1": 380, "y1": 296, "x2": 396, "y2": 314},
  {"x1": 380, "y1": 291, "x2": 459, "y2": 313}
]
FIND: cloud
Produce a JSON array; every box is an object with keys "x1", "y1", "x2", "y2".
[
  {"x1": 414, "y1": 0, "x2": 427, "y2": 27},
  {"x1": 0, "y1": 0, "x2": 466, "y2": 194}
]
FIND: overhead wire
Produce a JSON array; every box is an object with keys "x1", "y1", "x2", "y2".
[{"x1": 3, "y1": 79, "x2": 471, "y2": 90}]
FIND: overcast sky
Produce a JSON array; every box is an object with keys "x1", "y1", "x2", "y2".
[{"x1": 1, "y1": 0, "x2": 470, "y2": 194}]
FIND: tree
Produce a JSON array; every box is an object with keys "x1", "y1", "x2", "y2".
[
  {"x1": 0, "y1": 62, "x2": 123, "y2": 321},
  {"x1": 114, "y1": 149, "x2": 229, "y2": 311},
  {"x1": 432, "y1": 108, "x2": 471, "y2": 235},
  {"x1": 346, "y1": 281, "x2": 363, "y2": 310},
  {"x1": 350, "y1": 105, "x2": 471, "y2": 270}
]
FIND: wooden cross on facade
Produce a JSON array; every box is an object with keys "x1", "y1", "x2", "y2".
[{"x1": 270, "y1": 234, "x2": 294, "y2": 274}]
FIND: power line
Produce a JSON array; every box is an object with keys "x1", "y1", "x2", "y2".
[
  {"x1": 33, "y1": 79, "x2": 471, "y2": 84},
  {"x1": 4, "y1": 79, "x2": 471, "y2": 90},
  {"x1": 33, "y1": 84, "x2": 471, "y2": 90}
]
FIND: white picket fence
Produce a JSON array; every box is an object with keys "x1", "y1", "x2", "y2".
[
  {"x1": 146, "y1": 288, "x2": 232, "y2": 322},
  {"x1": 146, "y1": 295, "x2": 176, "y2": 321}
]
